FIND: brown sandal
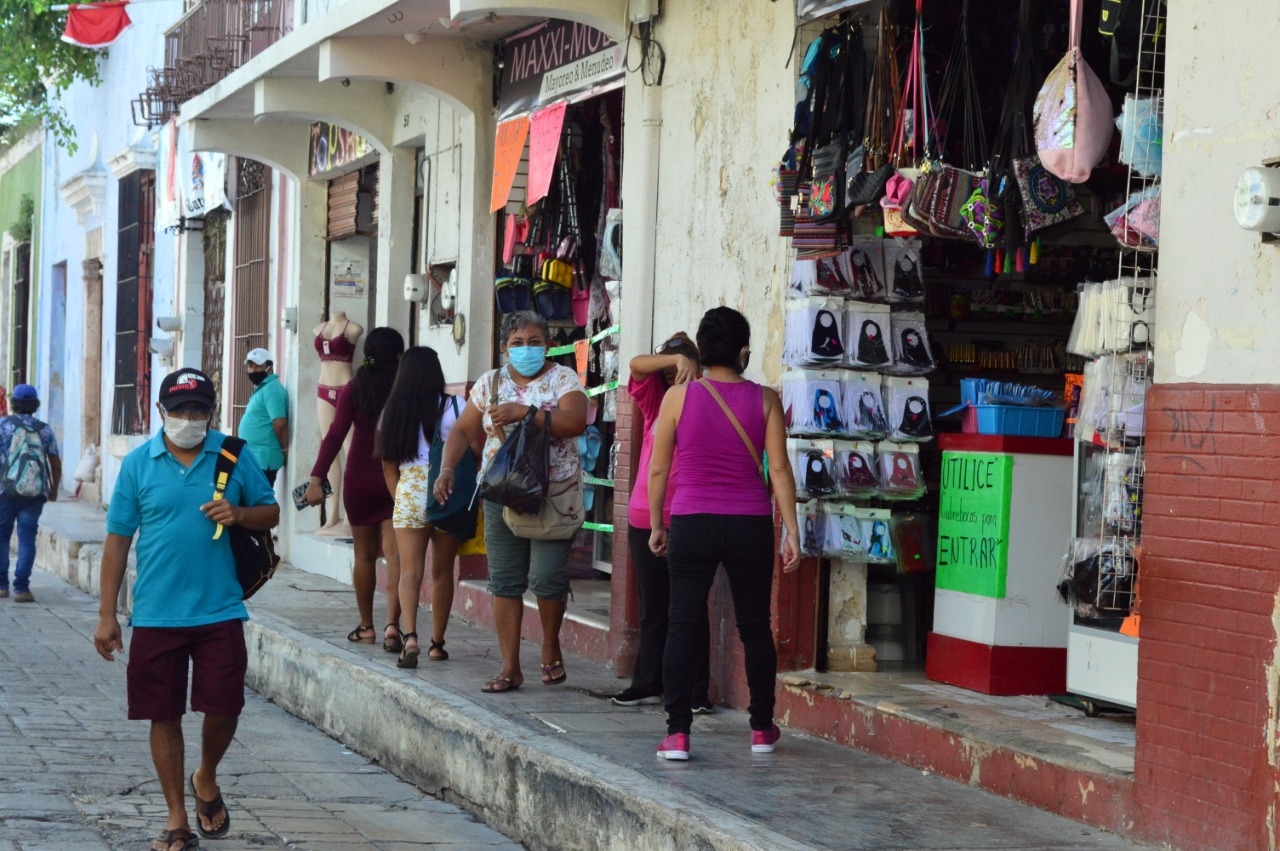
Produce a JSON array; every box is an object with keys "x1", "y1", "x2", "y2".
[
  {"x1": 189, "y1": 772, "x2": 231, "y2": 838},
  {"x1": 481, "y1": 675, "x2": 522, "y2": 693},
  {"x1": 382, "y1": 623, "x2": 403, "y2": 654},
  {"x1": 151, "y1": 828, "x2": 198, "y2": 851}
]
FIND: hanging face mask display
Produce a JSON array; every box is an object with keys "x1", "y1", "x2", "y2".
[
  {"x1": 883, "y1": 377, "x2": 933, "y2": 442},
  {"x1": 787, "y1": 500, "x2": 824, "y2": 558},
  {"x1": 833, "y1": 440, "x2": 880, "y2": 497},
  {"x1": 840, "y1": 371, "x2": 889, "y2": 438},
  {"x1": 822, "y1": 503, "x2": 868, "y2": 561},
  {"x1": 887, "y1": 312, "x2": 935, "y2": 375},
  {"x1": 876, "y1": 441, "x2": 926, "y2": 500},
  {"x1": 858, "y1": 508, "x2": 896, "y2": 564},
  {"x1": 839, "y1": 237, "x2": 886, "y2": 301},
  {"x1": 844, "y1": 302, "x2": 893, "y2": 369},
  {"x1": 784, "y1": 297, "x2": 846, "y2": 367},
  {"x1": 883, "y1": 238, "x2": 924, "y2": 304},
  {"x1": 816, "y1": 256, "x2": 850, "y2": 295},
  {"x1": 788, "y1": 438, "x2": 838, "y2": 498},
  {"x1": 782, "y1": 370, "x2": 845, "y2": 436}
]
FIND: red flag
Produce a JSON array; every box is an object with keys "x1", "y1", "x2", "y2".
[{"x1": 62, "y1": 2, "x2": 132, "y2": 49}]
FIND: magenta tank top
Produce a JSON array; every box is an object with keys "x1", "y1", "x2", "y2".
[{"x1": 671, "y1": 379, "x2": 772, "y2": 517}]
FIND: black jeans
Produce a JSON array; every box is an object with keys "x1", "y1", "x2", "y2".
[
  {"x1": 663, "y1": 514, "x2": 777, "y2": 735},
  {"x1": 628, "y1": 524, "x2": 709, "y2": 702},
  {"x1": 264, "y1": 468, "x2": 279, "y2": 487}
]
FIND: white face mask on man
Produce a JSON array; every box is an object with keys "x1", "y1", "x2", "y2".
[{"x1": 163, "y1": 415, "x2": 209, "y2": 449}]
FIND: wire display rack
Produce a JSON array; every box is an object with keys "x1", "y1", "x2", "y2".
[{"x1": 1092, "y1": 0, "x2": 1166, "y2": 616}]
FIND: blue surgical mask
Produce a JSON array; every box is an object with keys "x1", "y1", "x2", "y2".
[{"x1": 508, "y1": 345, "x2": 546, "y2": 378}]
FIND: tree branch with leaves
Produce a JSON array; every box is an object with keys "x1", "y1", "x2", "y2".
[{"x1": 0, "y1": 0, "x2": 104, "y2": 151}]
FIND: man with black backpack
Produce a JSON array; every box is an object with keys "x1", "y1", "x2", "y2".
[
  {"x1": 0, "y1": 383, "x2": 61, "y2": 603},
  {"x1": 93, "y1": 368, "x2": 278, "y2": 851}
]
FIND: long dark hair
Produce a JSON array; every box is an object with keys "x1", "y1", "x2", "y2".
[
  {"x1": 377, "y1": 346, "x2": 448, "y2": 463},
  {"x1": 352, "y1": 327, "x2": 405, "y2": 420}
]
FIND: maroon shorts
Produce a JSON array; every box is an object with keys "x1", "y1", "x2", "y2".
[{"x1": 127, "y1": 619, "x2": 248, "y2": 721}]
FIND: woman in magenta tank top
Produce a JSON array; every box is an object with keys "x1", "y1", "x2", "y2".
[{"x1": 647, "y1": 307, "x2": 801, "y2": 761}]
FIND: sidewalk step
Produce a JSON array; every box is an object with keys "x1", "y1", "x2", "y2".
[{"x1": 26, "y1": 501, "x2": 1150, "y2": 851}]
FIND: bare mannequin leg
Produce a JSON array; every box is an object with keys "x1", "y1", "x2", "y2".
[{"x1": 315, "y1": 395, "x2": 350, "y2": 535}]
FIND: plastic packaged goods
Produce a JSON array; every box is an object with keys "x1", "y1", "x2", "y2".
[
  {"x1": 883, "y1": 237, "x2": 924, "y2": 304},
  {"x1": 890, "y1": 513, "x2": 933, "y2": 574},
  {"x1": 883, "y1": 376, "x2": 934, "y2": 441},
  {"x1": 789, "y1": 256, "x2": 851, "y2": 297},
  {"x1": 844, "y1": 301, "x2": 894, "y2": 369},
  {"x1": 793, "y1": 500, "x2": 824, "y2": 558},
  {"x1": 823, "y1": 502, "x2": 868, "y2": 560},
  {"x1": 858, "y1": 507, "x2": 896, "y2": 563},
  {"x1": 784, "y1": 296, "x2": 847, "y2": 367},
  {"x1": 789, "y1": 437, "x2": 839, "y2": 499},
  {"x1": 876, "y1": 440, "x2": 926, "y2": 500},
  {"x1": 782, "y1": 370, "x2": 845, "y2": 436},
  {"x1": 841, "y1": 236, "x2": 887, "y2": 301},
  {"x1": 840, "y1": 371, "x2": 890, "y2": 438},
  {"x1": 832, "y1": 439, "x2": 880, "y2": 497},
  {"x1": 887, "y1": 312, "x2": 936, "y2": 375}
]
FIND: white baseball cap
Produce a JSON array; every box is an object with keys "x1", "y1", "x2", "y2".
[{"x1": 245, "y1": 348, "x2": 273, "y2": 365}]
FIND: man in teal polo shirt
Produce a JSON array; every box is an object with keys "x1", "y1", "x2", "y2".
[
  {"x1": 240, "y1": 348, "x2": 288, "y2": 486},
  {"x1": 93, "y1": 368, "x2": 278, "y2": 851}
]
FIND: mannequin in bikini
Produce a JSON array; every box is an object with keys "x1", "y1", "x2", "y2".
[{"x1": 313, "y1": 310, "x2": 364, "y2": 534}]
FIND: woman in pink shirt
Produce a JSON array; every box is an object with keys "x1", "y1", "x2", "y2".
[
  {"x1": 609, "y1": 334, "x2": 712, "y2": 712},
  {"x1": 647, "y1": 307, "x2": 800, "y2": 761}
]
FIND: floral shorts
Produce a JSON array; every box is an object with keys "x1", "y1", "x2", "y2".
[{"x1": 392, "y1": 464, "x2": 433, "y2": 530}]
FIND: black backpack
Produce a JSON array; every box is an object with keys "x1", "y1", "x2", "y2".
[{"x1": 213, "y1": 437, "x2": 281, "y2": 600}]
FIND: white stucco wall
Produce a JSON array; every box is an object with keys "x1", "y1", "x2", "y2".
[
  {"x1": 1156, "y1": 1, "x2": 1280, "y2": 385},
  {"x1": 645, "y1": 1, "x2": 795, "y2": 384},
  {"x1": 40, "y1": 0, "x2": 183, "y2": 498}
]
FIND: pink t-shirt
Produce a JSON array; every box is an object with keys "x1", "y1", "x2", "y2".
[{"x1": 626, "y1": 373, "x2": 678, "y2": 530}]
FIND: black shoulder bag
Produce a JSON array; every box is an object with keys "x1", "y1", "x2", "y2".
[{"x1": 213, "y1": 437, "x2": 282, "y2": 600}]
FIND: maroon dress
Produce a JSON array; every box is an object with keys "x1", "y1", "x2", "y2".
[{"x1": 310, "y1": 384, "x2": 393, "y2": 525}]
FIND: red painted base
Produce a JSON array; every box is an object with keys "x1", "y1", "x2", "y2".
[{"x1": 925, "y1": 632, "x2": 1066, "y2": 696}]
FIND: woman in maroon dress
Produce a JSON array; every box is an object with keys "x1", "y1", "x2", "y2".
[{"x1": 306, "y1": 327, "x2": 405, "y2": 650}]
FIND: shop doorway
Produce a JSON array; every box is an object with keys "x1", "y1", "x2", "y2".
[
  {"x1": 10, "y1": 243, "x2": 30, "y2": 386},
  {"x1": 202, "y1": 210, "x2": 229, "y2": 430}
]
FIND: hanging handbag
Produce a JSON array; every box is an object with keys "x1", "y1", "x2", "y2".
[
  {"x1": 846, "y1": 5, "x2": 898, "y2": 208},
  {"x1": 1014, "y1": 155, "x2": 1086, "y2": 234},
  {"x1": 1033, "y1": 0, "x2": 1115, "y2": 183}
]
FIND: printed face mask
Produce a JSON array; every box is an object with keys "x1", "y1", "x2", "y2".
[
  {"x1": 857, "y1": 320, "x2": 890, "y2": 365},
  {"x1": 507, "y1": 345, "x2": 547, "y2": 377},
  {"x1": 163, "y1": 415, "x2": 208, "y2": 449},
  {"x1": 811, "y1": 310, "x2": 844, "y2": 359}
]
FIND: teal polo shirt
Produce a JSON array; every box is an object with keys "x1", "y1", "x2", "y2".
[
  {"x1": 239, "y1": 372, "x2": 288, "y2": 470},
  {"x1": 106, "y1": 430, "x2": 277, "y2": 628}
]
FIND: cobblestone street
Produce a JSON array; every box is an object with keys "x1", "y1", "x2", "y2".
[{"x1": 0, "y1": 569, "x2": 521, "y2": 851}]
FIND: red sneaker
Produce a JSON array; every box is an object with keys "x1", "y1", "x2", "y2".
[
  {"x1": 656, "y1": 733, "x2": 690, "y2": 761},
  {"x1": 751, "y1": 724, "x2": 781, "y2": 753}
]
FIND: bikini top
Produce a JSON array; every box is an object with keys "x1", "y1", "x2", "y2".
[{"x1": 315, "y1": 320, "x2": 356, "y2": 362}]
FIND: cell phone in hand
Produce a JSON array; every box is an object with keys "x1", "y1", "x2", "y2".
[{"x1": 292, "y1": 480, "x2": 333, "y2": 511}]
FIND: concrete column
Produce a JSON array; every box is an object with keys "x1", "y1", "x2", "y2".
[
  {"x1": 826, "y1": 561, "x2": 875, "y2": 672},
  {"x1": 373, "y1": 146, "x2": 415, "y2": 333},
  {"x1": 80, "y1": 256, "x2": 103, "y2": 503}
]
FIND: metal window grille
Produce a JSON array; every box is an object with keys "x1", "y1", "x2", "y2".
[
  {"x1": 230, "y1": 160, "x2": 271, "y2": 431},
  {"x1": 201, "y1": 210, "x2": 230, "y2": 431},
  {"x1": 111, "y1": 170, "x2": 155, "y2": 435},
  {"x1": 10, "y1": 243, "x2": 30, "y2": 386}
]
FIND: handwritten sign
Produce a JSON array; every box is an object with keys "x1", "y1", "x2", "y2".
[
  {"x1": 935, "y1": 452, "x2": 1013, "y2": 598},
  {"x1": 490, "y1": 116, "x2": 530, "y2": 212},
  {"x1": 526, "y1": 102, "x2": 568, "y2": 205}
]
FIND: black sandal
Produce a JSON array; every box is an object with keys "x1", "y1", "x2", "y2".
[
  {"x1": 397, "y1": 632, "x2": 420, "y2": 668},
  {"x1": 383, "y1": 623, "x2": 403, "y2": 654},
  {"x1": 428, "y1": 639, "x2": 449, "y2": 661},
  {"x1": 347, "y1": 624, "x2": 375, "y2": 644}
]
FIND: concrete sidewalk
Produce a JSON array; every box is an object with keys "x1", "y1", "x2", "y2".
[{"x1": 25, "y1": 500, "x2": 1151, "y2": 851}]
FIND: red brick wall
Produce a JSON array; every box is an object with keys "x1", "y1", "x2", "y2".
[{"x1": 1139, "y1": 384, "x2": 1280, "y2": 851}]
